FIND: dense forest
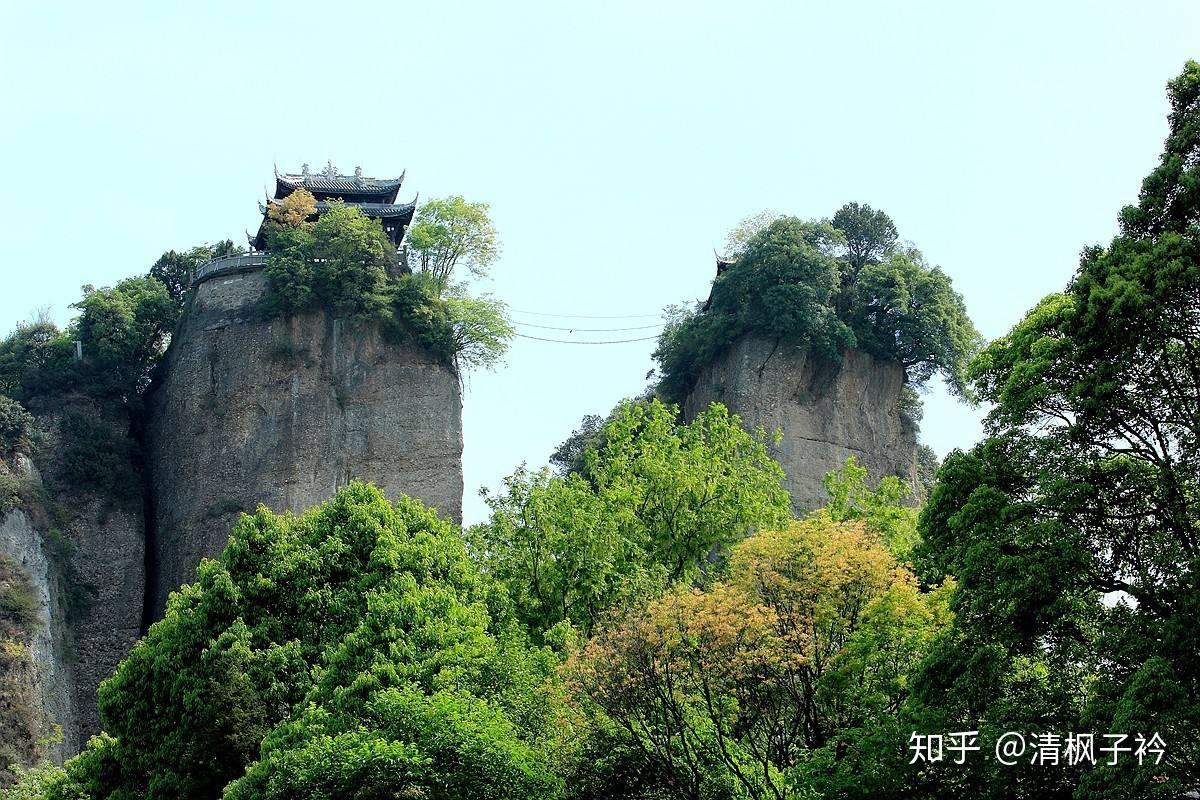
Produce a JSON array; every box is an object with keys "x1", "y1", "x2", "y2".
[{"x1": 1, "y1": 61, "x2": 1198, "y2": 800}]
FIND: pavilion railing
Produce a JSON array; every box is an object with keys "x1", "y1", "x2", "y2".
[{"x1": 191, "y1": 253, "x2": 268, "y2": 286}]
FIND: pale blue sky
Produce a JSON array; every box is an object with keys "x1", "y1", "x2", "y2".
[{"x1": 2, "y1": 1, "x2": 1197, "y2": 524}]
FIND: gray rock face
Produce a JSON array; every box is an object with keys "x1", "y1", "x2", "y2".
[
  {"x1": 32, "y1": 406, "x2": 146, "y2": 749},
  {"x1": 0, "y1": 509, "x2": 78, "y2": 764},
  {"x1": 0, "y1": 408, "x2": 143, "y2": 758},
  {"x1": 146, "y1": 270, "x2": 464, "y2": 615},
  {"x1": 684, "y1": 335, "x2": 917, "y2": 513}
]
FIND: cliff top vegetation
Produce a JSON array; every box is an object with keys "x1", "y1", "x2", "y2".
[
  {"x1": 652, "y1": 204, "x2": 983, "y2": 405},
  {"x1": 261, "y1": 191, "x2": 512, "y2": 372}
]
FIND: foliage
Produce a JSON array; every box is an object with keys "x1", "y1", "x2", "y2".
[
  {"x1": 266, "y1": 187, "x2": 316, "y2": 228},
  {"x1": 653, "y1": 207, "x2": 980, "y2": 405},
  {"x1": 915, "y1": 443, "x2": 939, "y2": 500},
  {"x1": 71, "y1": 277, "x2": 177, "y2": 400},
  {"x1": 1, "y1": 555, "x2": 47, "y2": 788},
  {"x1": 847, "y1": 248, "x2": 979, "y2": 398},
  {"x1": 262, "y1": 200, "x2": 512, "y2": 371},
  {"x1": 822, "y1": 456, "x2": 920, "y2": 561},
  {"x1": 832, "y1": 202, "x2": 898, "y2": 273},
  {"x1": 444, "y1": 292, "x2": 515, "y2": 371},
  {"x1": 472, "y1": 399, "x2": 790, "y2": 639},
  {"x1": 549, "y1": 413, "x2": 605, "y2": 476},
  {"x1": 23, "y1": 483, "x2": 563, "y2": 800},
  {"x1": 54, "y1": 408, "x2": 140, "y2": 501},
  {"x1": 911, "y1": 61, "x2": 1200, "y2": 799},
  {"x1": 0, "y1": 321, "x2": 77, "y2": 405},
  {"x1": 0, "y1": 397, "x2": 35, "y2": 457},
  {"x1": 264, "y1": 201, "x2": 394, "y2": 318},
  {"x1": 407, "y1": 196, "x2": 500, "y2": 296},
  {"x1": 567, "y1": 515, "x2": 953, "y2": 800},
  {"x1": 149, "y1": 239, "x2": 243, "y2": 313},
  {"x1": 721, "y1": 210, "x2": 783, "y2": 260}
]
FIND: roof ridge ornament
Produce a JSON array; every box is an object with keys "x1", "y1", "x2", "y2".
[
  {"x1": 301, "y1": 163, "x2": 310, "y2": 177},
  {"x1": 323, "y1": 160, "x2": 336, "y2": 177},
  {"x1": 354, "y1": 165, "x2": 363, "y2": 182}
]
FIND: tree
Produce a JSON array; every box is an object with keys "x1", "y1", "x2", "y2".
[
  {"x1": 20, "y1": 483, "x2": 564, "y2": 800},
  {"x1": 568, "y1": 515, "x2": 953, "y2": 800},
  {"x1": 406, "y1": 196, "x2": 500, "y2": 295},
  {"x1": 0, "y1": 319, "x2": 75, "y2": 403},
  {"x1": 848, "y1": 248, "x2": 982, "y2": 399},
  {"x1": 831, "y1": 202, "x2": 898, "y2": 273},
  {"x1": 71, "y1": 276, "x2": 177, "y2": 399},
  {"x1": 473, "y1": 399, "x2": 790, "y2": 639},
  {"x1": 912, "y1": 61, "x2": 1200, "y2": 799},
  {"x1": 822, "y1": 456, "x2": 920, "y2": 560},
  {"x1": 721, "y1": 210, "x2": 783, "y2": 260},
  {"x1": 149, "y1": 239, "x2": 243, "y2": 313},
  {"x1": 0, "y1": 396, "x2": 35, "y2": 456},
  {"x1": 264, "y1": 201, "x2": 394, "y2": 317},
  {"x1": 549, "y1": 413, "x2": 605, "y2": 476},
  {"x1": 266, "y1": 187, "x2": 317, "y2": 228},
  {"x1": 444, "y1": 293, "x2": 514, "y2": 371}
]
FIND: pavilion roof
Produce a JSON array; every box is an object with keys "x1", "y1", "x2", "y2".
[
  {"x1": 259, "y1": 199, "x2": 416, "y2": 220},
  {"x1": 275, "y1": 167, "x2": 405, "y2": 198}
]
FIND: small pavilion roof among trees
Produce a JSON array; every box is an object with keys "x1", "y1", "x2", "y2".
[{"x1": 251, "y1": 162, "x2": 416, "y2": 251}]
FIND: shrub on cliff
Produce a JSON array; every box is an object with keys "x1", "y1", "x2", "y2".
[
  {"x1": 23, "y1": 483, "x2": 564, "y2": 800},
  {"x1": 653, "y1": 204, "x2": 982, "y2": 404},
  {"x1": 262, "y1": 197, "x2": 513, "y2": 372},
  {"x1": 0, "y1": 397, "x2": 35, "y2": 457}
]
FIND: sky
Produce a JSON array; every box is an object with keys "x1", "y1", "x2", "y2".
[{"x1": 2, "y1": 1, "x2": 1197, "y2": 525}]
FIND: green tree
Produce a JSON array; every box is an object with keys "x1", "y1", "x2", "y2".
[
  {"x1": 912, "y1": 62, "x2": 1200, "y2": 799},
  {"x1": 444, "y1": 293, "x2": 514, "y2": 371},
  {"x1": 549, "y1": 413, "x2": 605, "y2": 476},
  {"x1": 407, "y1": 196, "x2": 500, "y2": 295},
  {"x1": 831, "y1": 201, "x2": 899, "y2": 273},
  {"x1": 149, "y1": 239, "x2": 243, "y2": 313},
  {"x1": 822, "y1": 456, "x2": 920, "y2": 560},
  {"x1": 848, "y1": 248, "x2": 981, "y2": 399},
  {"x1": 0, "y1": 396, "x2": 36, "y2": 457},
  {"x1": 72, "y1": 276, "x2": 177, "y2": 399},
  {"x1": 18, "y1": 483, "x2": 564, "y2": 800},
  {"x1": 473, "y1": 399, "x2": 790, "y2": 639}
]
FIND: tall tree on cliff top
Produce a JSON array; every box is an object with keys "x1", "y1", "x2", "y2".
[
  {"x1": 913, "y1": 61, "x2": 1200, "y2": 799},
  {"x1": 406, "y1": 196, "x2": 500, "y2": 296}
]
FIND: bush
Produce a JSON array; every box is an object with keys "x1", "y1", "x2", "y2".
[
  {"x1": 0, "y1": 397, "x2": 35, "y2": 457},
  {"x1": 55, "y1": 409, "x2": 140, "y2": 501}
]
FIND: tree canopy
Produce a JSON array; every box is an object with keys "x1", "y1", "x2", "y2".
[
  {"x1": 29, "y1": 483, "x2": 564, "y2": 800},
  {"x1": 262, "y1": 199, "x2": 513, "y2": 372},
  {"x1": 406, "y1": 196, "x2": 500, "y2": 296},
  {"x1": 471, "y1": 398, "x2": 790, "y2": 640},
  {"x1": 653, "y1": 205, "x2": 981, "y2": 404},
  {"x1": 909, "y1": 60, "x2": 1200, "y2": 799}
]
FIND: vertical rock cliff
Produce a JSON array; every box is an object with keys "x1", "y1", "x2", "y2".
[
  {"x1": 684, "y1": 335, "x2": 917, "y2": 513},
  {"x1": 146, "y1": 269, "x2": 464, "y2": 615},
  {"x1": 0, "y1": 399, "x2": 145, "y2": 764}
]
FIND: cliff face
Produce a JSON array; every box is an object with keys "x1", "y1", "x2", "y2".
[
  {"x1": 0, "y1": 492, "x2": 76, "y2": 776},
  {"x1": 0, "y1": 403, "x2": 146, "y2": 765},
  {"x1": 146, "y1": 270, "x2": 464, "y2": 614},
  {"x1": 684, "y1": 335, "x2": 917, "y2": 513}
]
